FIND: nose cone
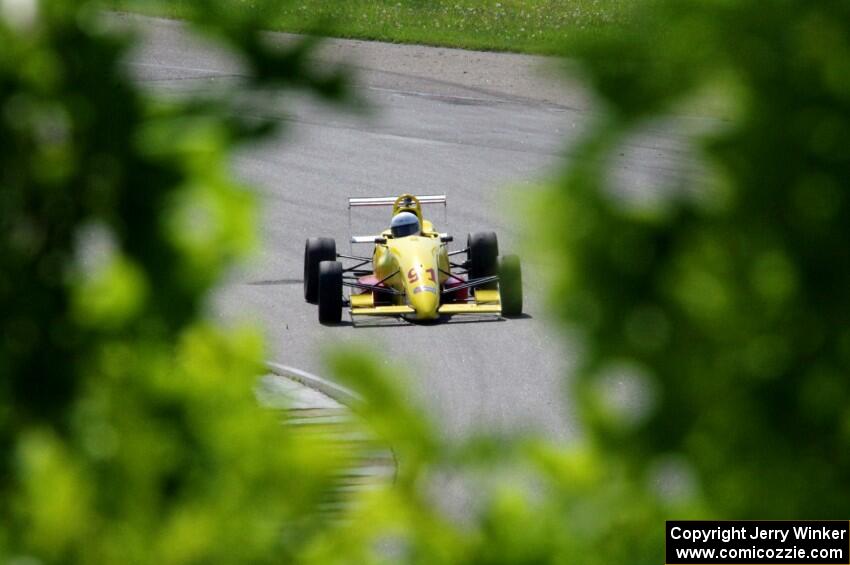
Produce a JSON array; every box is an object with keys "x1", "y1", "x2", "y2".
[
  {"x1": 389, "y1": 237, "x2": 442, "y2": 321},
  {"x1": 410, "y1": 289, "x2": 439, "y2": 320}
]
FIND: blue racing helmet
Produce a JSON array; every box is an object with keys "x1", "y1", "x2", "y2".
[{"x1": 390, "y1": 211, "x2": 420, "y2": 238}]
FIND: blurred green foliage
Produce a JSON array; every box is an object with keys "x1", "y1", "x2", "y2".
[
  {"x1": 3, "y1": 0, "x2": 849, "y2": 563},
  {"x1": 0, "y1": 0, "x2": 352, "y2": 561},
  {"x1": 540, "y1": 0, "x2": 850, "y2": 536}
]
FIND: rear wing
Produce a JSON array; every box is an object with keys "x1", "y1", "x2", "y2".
[
  {"x1": 348, "y1": 194, "x2": 447, "y2": 208},
  {"x1": 351, "y1": 233, "x2": 451, "y2": 244},
  {"x1": 348, "y1": 194, "x2": 448, "y2": 246}
]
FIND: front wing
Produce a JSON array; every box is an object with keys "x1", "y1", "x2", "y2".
[{"x1": 350, "y1": 289, "x2": 502, "y2": 317}]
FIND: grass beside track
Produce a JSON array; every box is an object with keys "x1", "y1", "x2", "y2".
[{"x1": 105, "y1": 0, "x2": 628, "y2": 55}]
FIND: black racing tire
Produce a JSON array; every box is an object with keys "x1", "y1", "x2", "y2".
[
  {"x1": 304, "y1": 237, "x2": 336, "y2": 304},
  {"x1": 318, "y1": 261, "x2": 343, "y2": 324},
  {"x1": 499, "y1": 255, "x2": 523, "y2": 317},
  {"x1": 467, "y1": 231, "x2": 499, "y2": 285}
]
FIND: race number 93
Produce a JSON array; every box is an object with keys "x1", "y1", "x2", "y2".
[{"x1": 408, "y1": 268, "x2": 435, "y2": 284}]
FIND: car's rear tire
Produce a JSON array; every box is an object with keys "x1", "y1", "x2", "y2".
[
  {"x1": 318, "y1": 260, "x2": 343, "y2": 324},
  {"x1": 467, "y1": 232, "x2": 498, "y2": 288},
  {"x1": 499, "y1": 254, "x2": 523, "y2": 317},
  {"x1": 304, "y1": 237, "x2": 336, "y2": 303}
]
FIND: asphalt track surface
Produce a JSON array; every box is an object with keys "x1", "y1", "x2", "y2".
[{"x1": 126, "y1": 15, "x2": 706, "y2": 449}]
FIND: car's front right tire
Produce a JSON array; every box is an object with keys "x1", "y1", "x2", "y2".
[
  {"x1": 318, "y1": 260, "x2": 343, "y2": 324},
  {"x1": 498, "y1": 254, "x2": 523, "y2": 317},
  {"x1": 304, "y1": 237, "x2": 336, "y2": 303}
]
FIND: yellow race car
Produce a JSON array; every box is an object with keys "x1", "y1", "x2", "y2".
[{"x1": 304, "y1": 194, "x2": 522, "y2": 324}]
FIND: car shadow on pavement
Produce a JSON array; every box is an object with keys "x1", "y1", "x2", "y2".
[{"x1": 245, "y1": 278, "x2": 303, "y2": 286}]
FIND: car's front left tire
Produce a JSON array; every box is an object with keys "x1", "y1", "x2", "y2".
[
  {"x1": 467, "y1": 231, "x2": 498, "y2": 289},
  {"x1": 318, "y1": 260, "x2": 343, "y2": 324},
  {"x1": 304, "y1": 237, "x2": 336, "y2": 303}
]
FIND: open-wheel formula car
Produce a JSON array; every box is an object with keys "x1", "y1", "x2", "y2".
[{"x1": 303, "y1": 194, "x2": 522, "y2": 324}]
